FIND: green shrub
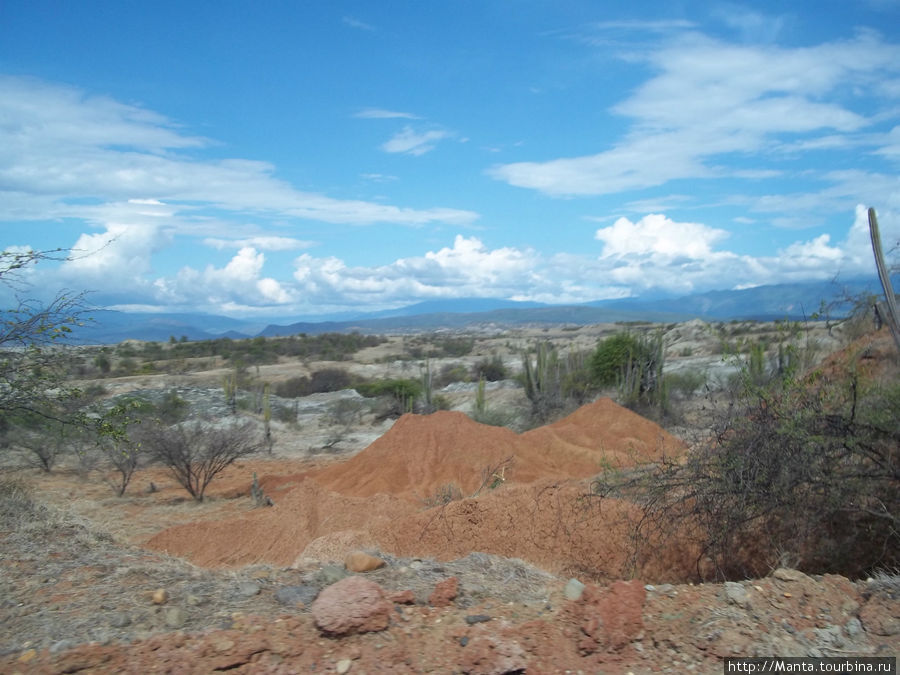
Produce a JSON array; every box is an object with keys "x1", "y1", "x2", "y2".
[
  {"x1": 473, "y1": 354, "x2": 508, "y2": 381},
  {"x1": 664, "y1": 369, "x2": 708, "y2": 399},
  {"x1": 590, "y1": 333, "x2": 649, "y2": 386}
]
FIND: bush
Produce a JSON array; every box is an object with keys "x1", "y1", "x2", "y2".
[
  {"x1": 592, "y1": 347, "x2": 900, "y2": 580},
  {"x1": 355, "y1": 378, "x2": 422, "y2": 416},
  {"x1": 274, "y1": 376, "x2": 311, "y2": 398},
  {"x1": 473, "y1": 354, "x2": 508, "y2": 381},
  {"x1": 664, "y1": 369, "x2": 708, "y2": 399},
  {"x1": 274, "y1": 369, "x2": 352, "y2": 398},
  {"x1": 310, "y1": 368, "x2": 352, "y2": 393},
  {"x1": 590, "y1": 332, "x2": 650, "y2": 387},
  {"x1": 435, "y1": 363, "x2": 470, "y2": 388},
  {"x1": 140, "y1": 420, "x2": 261, "y2": 501}
]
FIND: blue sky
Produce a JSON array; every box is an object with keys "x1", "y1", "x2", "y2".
[{"x1": 1, "y1": 0, "x2": 899, "y2": 317}]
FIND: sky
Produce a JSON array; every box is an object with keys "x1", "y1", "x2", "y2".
[{"x1": 1, "y1": 0, "x2": 899, "y2": 318}]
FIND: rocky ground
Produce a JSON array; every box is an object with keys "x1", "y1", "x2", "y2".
[
  {"x1": 1, "y1": 484, "x2": 897, "y2": 674},
  {"x1": 1, "y1": 320, "x2": 897, "y2": 673}
]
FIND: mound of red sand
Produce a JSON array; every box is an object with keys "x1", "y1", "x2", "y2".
[
  {"x1": 145, "y1": 398, "x2": 691, "y2": 579},
  {"x1": 313, "y1": 398, "x2": 683, "y2": 502}
]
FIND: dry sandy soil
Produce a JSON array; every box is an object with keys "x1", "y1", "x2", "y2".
[{"x1": 1, "y1": 322, "x2": 897, "y2": 674}]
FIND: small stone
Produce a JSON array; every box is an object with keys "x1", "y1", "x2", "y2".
[
  {"x1": 213, "y1": 638, "x2": 235, "y2": 652},
  {"x1": 344, "y1": 551, "x2": 385, "y2": 573},
  {"x1": 236, "y1": 582, "x2": 261, "y2": 597},
  {"x1": 18, "y1": 649, "x2": 37, "y2": 664},
  {"x1": 773, "y1": 568, "x2": 809, "y2": 582},
  {"x1": 564, "y1": 578, "x2": 586, "y2": 601},
  {"x1": 429, "y1": 577, "x2": 459, "y2": 607},
  {"x1": 336, "y1": 659, "x2": 352, "y2": 674},
  {"x1": 275, "y1": 585, "x2": 319, "y2": 608},
  {"x1": 151, "y1": 588, "x2": 168, "y2": 605},
  {"x1": 50, "y1": 640, "x2": 73, "y2": 654},
  {"x1": 465, "y1": 614, "x2": 491, "y2": 625},
  {"x1": 724, "y1": 582, "x2": 751, "y2": 608},
  {"x1": 165, "y1": 607, "x2": 187, "y2": 628},
  {"x1": 108, "y1": 612, "x2": 131, "y2": 628},
  {"x1": 318, "y1": 564, "x2": 349, "y2": 585},
  {"x1": 186, "y1": 594, "x2": 204, "y2": 606},
  {"x1": 845, "y1": 617, "x2": 862, "y2": 637},
  {"x1": 386, "y1": 589, "x2": 415, "y2": 605}
]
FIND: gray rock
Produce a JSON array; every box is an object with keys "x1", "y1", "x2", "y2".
[
  {"x1": 724, "y1": 581, "x2": 751, "y2": 607},
  {"x1": 465, "y1": 614, "x2": 491, "y2": 625},
  {"x1": 165, "y1": 607, "x2": 187, "y2": 628},
  {"x1": 773, "y1": 568, "x2": 810, "y2": 582},
  {"x1": 235, "y1": 581, "x2": 261, "y2": 597},
  {"x1": 317, "y1": 564, "x2": 349, "y2": 586},
  {"x1": 275, "y1": 584, "x2": 319, "y2": 607},
  {"x1": 108, "y1": 612, "x2": 131, "y2": 628},
  {"x1": 845, "y1": 617, "x2": 863, "y2": 637},
  {"x1": 50, "y1": 640, "x2": 73, "y2": 654},
  {"x1": 564, "y1": 578, "x2": 585, "y2": 601}
]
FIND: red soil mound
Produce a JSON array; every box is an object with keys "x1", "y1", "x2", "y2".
[
  {"x1": 145, "y1": 398, "x2": 691, "y2": 579},
  {"x1": 313, "y1": 398, "x2": 684, "y2": 502}
]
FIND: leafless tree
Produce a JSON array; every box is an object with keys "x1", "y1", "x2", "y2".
[{"x1": 141, "y1": 420, "x2": 261, "y2": 501}]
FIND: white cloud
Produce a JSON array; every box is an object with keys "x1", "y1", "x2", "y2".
[
  {"x1": 489, "y1": 31, "x2": 900, "y2": 197},
  {"x1": 291, "y1": 235, "x2": 541, "y2": 305},
  {"x1": 155, "y1": 247, "x2": 296, "y2": 309},
  {"x1": 342, "y1": 16, "x2": 376, "y2": 31},
  {"x1": 381, "y1": 127, "x2": 450, "y2": 156},
  {"x1": 355, "y1": 108, "x2": 420, "y2": 119},
  {"x1": 595, "y1": 214, "x2": 729, "y2": 259},
  {"x1": 204, "y1": 236, "x2": 313, "y2": 251},
  {"x1": 0, "y1": 76, "x2": 478, "y2": 228}
]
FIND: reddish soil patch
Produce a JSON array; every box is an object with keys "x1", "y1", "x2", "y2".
[{"x1": 145, "y1": 399, "x2": 691, "y2": 579}]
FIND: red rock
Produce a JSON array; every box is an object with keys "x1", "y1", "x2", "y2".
[
  {"x1": 429, "y1": 576, "x2": 459, "y2": 607},
  {"x1": 311, "y1": 576, "x2": 393, "y2": 636},
  {"x1": 459, "y1": 633, "x2": 527, "y2": 675},
  {"x1": 576, "y1": 579, "x2": 646, "y2": 654},
  {"x1": 387, "y1": 589, "x2": 416, "y2": 604}
]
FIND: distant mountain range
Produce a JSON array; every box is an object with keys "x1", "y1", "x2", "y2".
[{"x1": 68, "y1": 277, "x2": 891, "y2": 345}]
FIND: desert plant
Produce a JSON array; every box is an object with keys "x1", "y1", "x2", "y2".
[
  {"x1": 0, "y1": 249, "x2": 89, "y2": 431},
  {"x1": 141, "y1": 419, "x2": 261, "y2": 502},
  {"x1": 222, "y1": 369, "x2": 238, "y2": 415},
  {"x1": 250, "y1": 472, "x2": 273, "y2": 507},
  {"x1": 94, "y1": 400, "x2": 146, "y2": 496},
  {"x1": 322, "y1": 398, "x2": 364, "y2": 449},
  {"x1": 592, "y1": 346, "x2": 900, "y2": 581},
  {"x1": 521, "y1": 342, "x2": 563, "y2": 422},
  {"x1": 473, "y1": 354, "x2": 507, "y2": 381}
]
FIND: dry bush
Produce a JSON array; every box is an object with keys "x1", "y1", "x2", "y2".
[
  {"x1": 592, "y1": 348, "x2": 900, "y2": 581},
  {"x1": 139, "y1": 419, "x2": 262, "y2": 502}
]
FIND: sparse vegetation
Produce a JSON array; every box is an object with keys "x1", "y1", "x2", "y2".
[
  {"x1": 592, "y1": 330, "x2": 900, "y2": 580},
  {"x1": 140, "y1": 420, "x2": 262, "y2": 502}
]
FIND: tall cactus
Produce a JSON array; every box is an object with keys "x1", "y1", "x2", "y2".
[
  {"x1": 262, "y1": 381, "x2": 273, "y2": 453},
  {"x1": 868, "y1": 207, "x2": 900, "y2": 352},
  {"x1": 522, "y1": 342, "x2": 561, "y2": 421}
]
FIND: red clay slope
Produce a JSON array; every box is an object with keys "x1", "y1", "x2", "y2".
[
  {"x1": 145, "y1": 398, "x2": 687, "y2": 574},
  {"x1": 312, "y1": 398, "x2": 684, "y2": 502}
]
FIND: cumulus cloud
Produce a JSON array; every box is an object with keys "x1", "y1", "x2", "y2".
[
  {"x1": 154, "y1": 247, "x2": 295, "y2": 309},
  {"x1": 291, "y1": 235, "x2": 540, "y2": 305},
  {"x1": 595, "y1": 214, "x2": 729, "y2": 259}
]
